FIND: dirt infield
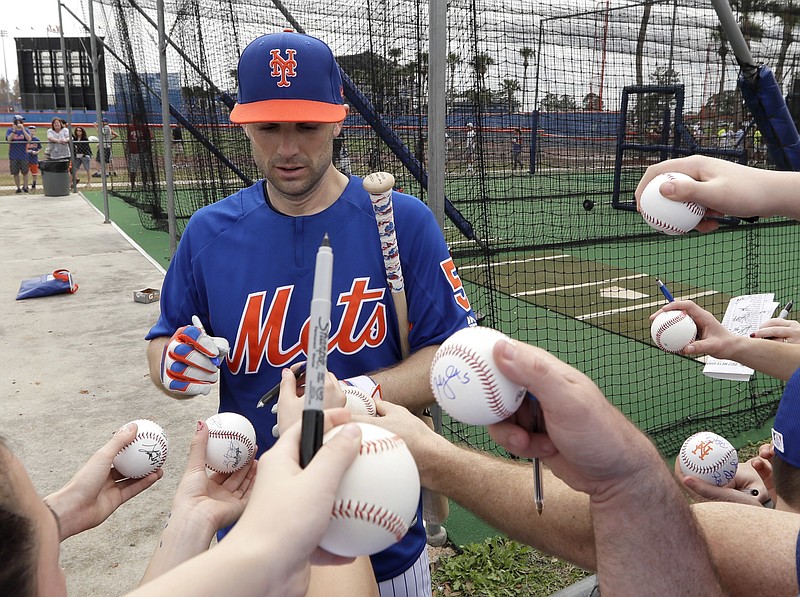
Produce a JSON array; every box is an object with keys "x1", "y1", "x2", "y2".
[{"x1": 0, "y1": 192, "x2": 216, "y2": 595}]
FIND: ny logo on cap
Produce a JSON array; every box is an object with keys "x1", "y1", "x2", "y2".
[{"x1": 269, "y1": 49, "x2": 297, "y2": 87}]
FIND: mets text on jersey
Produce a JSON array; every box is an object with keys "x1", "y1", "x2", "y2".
[{"x1": 228, "y1": 277, "x2": 387, "y2": 374}]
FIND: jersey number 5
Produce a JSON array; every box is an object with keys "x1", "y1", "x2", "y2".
[{"x1": 440, "y1": 257, "x2": 472, "y2": 312}]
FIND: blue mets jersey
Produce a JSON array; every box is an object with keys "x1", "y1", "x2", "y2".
[{"x1": 147, "y1": 175, "x2": 475, "y2": 582}]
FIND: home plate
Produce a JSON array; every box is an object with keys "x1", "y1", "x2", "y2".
[{"x1": 600, "y1": 286, "x2": 648, "y2": 300}]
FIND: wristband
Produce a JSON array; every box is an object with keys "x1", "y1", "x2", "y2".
[{"x1": 341, "y1": 375, "x2": 382, "y2": 400}]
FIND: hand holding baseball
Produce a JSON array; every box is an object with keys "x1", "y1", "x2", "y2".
[
  {"x1": 160, "y1": 315, "x2": 228, "y2": 395},
  {"x1": 650, "y1": 310, "x2": 697, "y2": 353},
  {"x1": 226, "y1": 408, "x2": 362, "y2": 572},
  {"x1": 639, "y1": 172, "x2": 705, "y2": 235},
  {"x1": 487, "y1": 339, "x2": 664, "y2": 497},
  {"x1": 635, "y1": 155, "x2": 794, "y2": 232},
  {"x1": 650, "y1": 300, "x2": 737, "y2": 358},
  {"x1": 171, "y1": 420, "x2": 257, "y2": 533},
  {"x1": 674, "y1": 455, "x2": 767, "y2": 507},
  {"x1": 43, "y1": 422, "x2": 163, "y2": 540}
]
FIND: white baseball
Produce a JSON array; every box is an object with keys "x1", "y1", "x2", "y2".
[
  {"x1": 320, "y1": 422, "x2": 420, "y2": 557},
  {"x1": 640, "y1": 172, "x2": 706, "y2": 235},
  {"x1": 341, "y1": 386, "x2": 378, "y2": 417},
  {"x1": 429, "y1": 326, "x2": 526, "y2": 426},
  {"x1": 113, "y1": 419, "x2": 168, "y2": 479},
  {"x1": 205, "y1": 412, "x2": 257, "y2": 474},
  {"x1": 650, "y1": 310, "x2": 697, "y2": 353},
  {"x1": 679, "y1": 431, "x2": 738, "y2": 487}
]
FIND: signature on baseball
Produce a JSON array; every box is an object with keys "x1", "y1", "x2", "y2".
[
  {"x1": 139, "y1": 443, "x2": 163, "y2": 465},
  {"x1": 432, "y1": 365, "x2": 471, "y2": 400}
]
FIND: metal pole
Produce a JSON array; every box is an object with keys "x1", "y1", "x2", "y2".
[
  {"x1": 87, "y1": 0, "x2": 110, "y2": 222},
  {"x1": 0, "y1": 31, "x2": 9, "y2": 105},
  {"x1": 157, "y1": 0, "x2": 177, "y2": 254},
  {"x1": 58, "y1": 2, "x2": 78, "y2": 192},
  {"x1": 710, "y1": 0, "x2": 758, "y2": 80},
  {"x1": 428, "y1": 0, "x2": 446, "y2": 229}
]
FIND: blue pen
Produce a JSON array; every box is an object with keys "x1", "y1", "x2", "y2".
[{"x1": 656, "y1": 278, "x2": 675, "y2": 303}]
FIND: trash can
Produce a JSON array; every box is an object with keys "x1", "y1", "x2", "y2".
[{"x1": 41, "y1": 159, "x2": 72, "y2": 197}]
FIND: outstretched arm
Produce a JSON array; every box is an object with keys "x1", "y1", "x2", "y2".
[
  {"x1": 635, "y1": 155, "x2": 800, "y2": 232},
  {"x1": 653, "y1": 300, "x2": 800, "y2": 380},
  {"x1": 365, "y1": 402, "x2": 596, "y2": 568},
  {"x1": 140, "y1": 420, "x2": 256, "y2": 583},
  {"x1": 129, "y1": 409, "x2": 364, "y2": 597},
  {"x1": 487, "y1": 339, "x2": 723, "y2": 596},
  {"x1": 44, "y1": 422, "x2": 162, "y2": 540}
]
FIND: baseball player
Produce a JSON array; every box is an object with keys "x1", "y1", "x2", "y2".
[{"x1": 146, "y1": 31, "x2": 476, "y2": 597}]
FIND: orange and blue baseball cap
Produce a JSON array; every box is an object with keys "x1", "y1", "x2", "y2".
[
  {"x1": 773, "y1": 367, "x2": 800, "y2": 468},
  {"x1": 230, "y1": 30, "x2": 346, "y2": 124}
]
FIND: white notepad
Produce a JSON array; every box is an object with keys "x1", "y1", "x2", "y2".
[{"x1": 702, "y1": 293, "x2": 779, "y2": 381}]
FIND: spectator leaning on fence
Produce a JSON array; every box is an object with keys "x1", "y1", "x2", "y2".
[{"x1": 6, "y1": 116, "x2": 32, "y2": 194}]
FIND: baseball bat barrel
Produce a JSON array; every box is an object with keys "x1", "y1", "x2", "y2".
[{"x1": 364, "y1": 172, "x2": 411, "y2": 359}]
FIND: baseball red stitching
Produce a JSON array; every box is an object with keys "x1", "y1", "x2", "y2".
[
  {"x1": 679, "y1": 445, "x2": 736, "y2": 476},
  {"x1": 344, "y1": 387, "x2": 377, "y2": 416},
  {"x1": 655, "y1": 312, "x2": 696, "y2": 351},
  {"x1": 205, "y1": 430, "x2": 255, "y2": 474},
  {"x1": 115, "y1": 430, "x2": 168, "y2": 478},
  {"x1": 643, "y1": 212, "x2": 691, "y2": 234},
  {"x1": 359, "y1": 435, "x2": 405, "y2": 456},
  {"x1": 331, "y1": 499, "x2": 409, "y2": 541},
  {"x1": 433, "y1": 344, "x2": 514, "y2": 420}
]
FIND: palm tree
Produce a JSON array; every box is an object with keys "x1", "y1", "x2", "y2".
[
  {"x1": 519, "y1": 47, "x2": 534, "y2": 112},
  {"x1": 469, "y1": 51, "x2": 495, "y2": 97},
  {"x1": 388, "y1": 47, "x2": 402, "y2": 67},
  {"x1": 501, "y1": 79, "x2": 521, "y2": 114},
  {"x1": 388, "y1": 48, "x2": 403, "y2": 111},
  {"x1": 447, "y1": 52, "x2": 461, "y2": 102}
]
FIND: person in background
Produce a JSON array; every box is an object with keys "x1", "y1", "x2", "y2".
[
  {"x1": 511, "y1": 127, "x2": 523, "y2": 173},
  {"x1": 71, "y1": 126, "x2": 93, "y2": 190},
  {"x1": 465, "y1": 122, "x2": 476, "y2": 173},
  {"x1": 47, "y1": 118, "x2": 72, "y2": 161},
  {"x1": 6, "y1": 116, "x2": 32, "y2": 193},
  {"x1": 126, "y1": 116, "x2": 153, "y2": 189},
  {"x1": 26, "y1": 126, "x2": 42, "y2": 191},
  {"x1": 93, "y1": 117, "x2": 119, "y2": 178}
]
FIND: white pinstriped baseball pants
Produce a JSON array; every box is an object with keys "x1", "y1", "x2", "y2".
[{"x1": 377, "y1": 548, "x2": 432, "y2": 597}]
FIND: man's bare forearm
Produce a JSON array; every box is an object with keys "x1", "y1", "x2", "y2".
[
  {"x1": 369, "y1": 344, "x2": 438, "y2": 412},
  {"x1": 419, "y1": 437, "x2": 596, "y2": 569}
]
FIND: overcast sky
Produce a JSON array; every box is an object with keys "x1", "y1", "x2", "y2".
[{"x1": 2, "y1": 0, "x2": 86, "y2": 85}]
